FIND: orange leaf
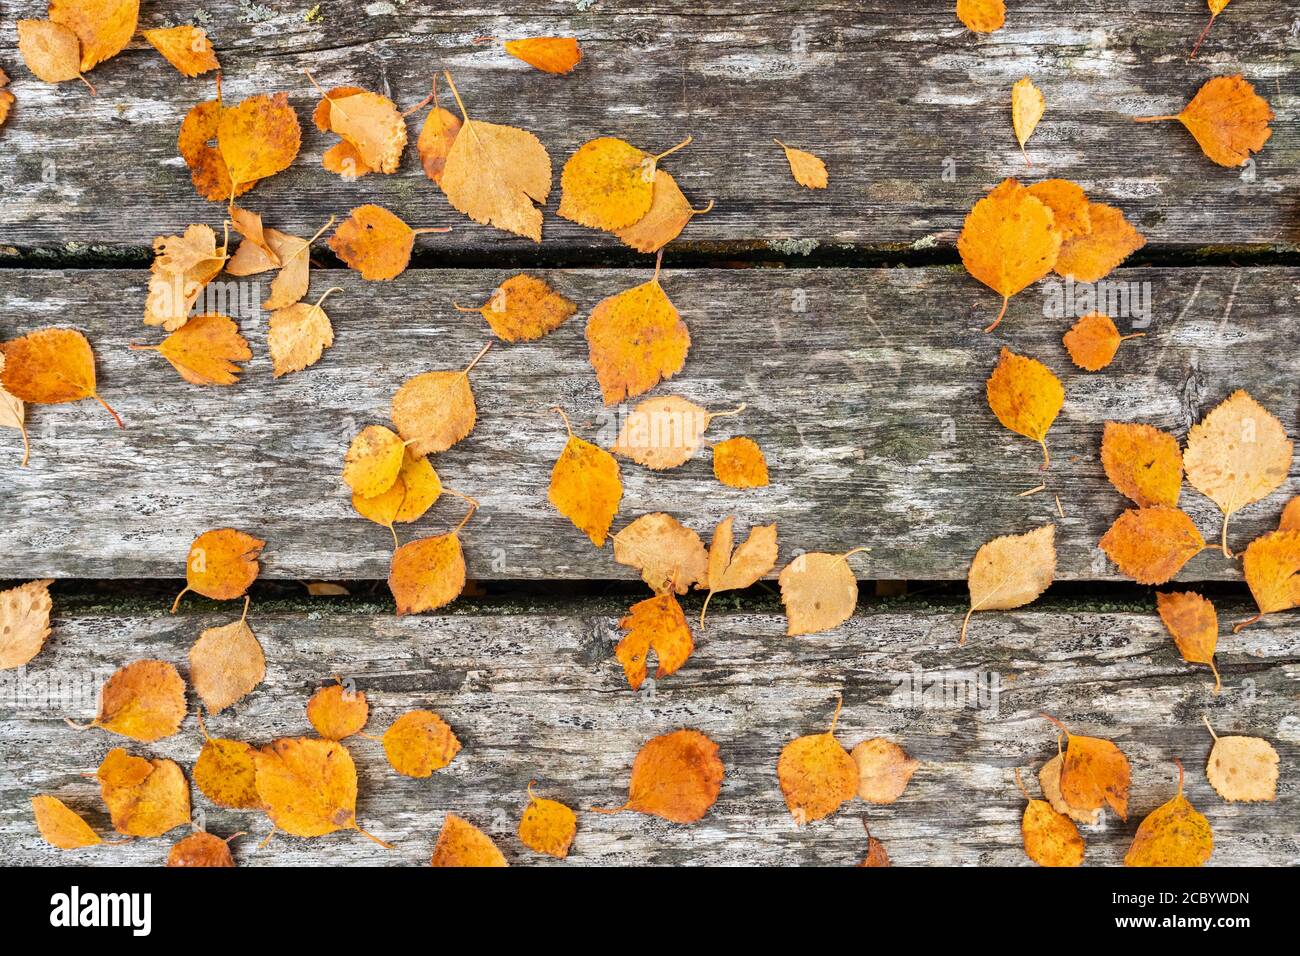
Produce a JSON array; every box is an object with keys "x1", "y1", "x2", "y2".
[
  {"x1": 388, "y1": 532, "x2": 468, "y2": 615},
  {"x1": 172, "y1": 527, "x2": 266, "y2": 611},
  {"x1": 391, "y1": 343, "x2": 489, "y2": 455},
  {"x1": 1100, "y1": 421, "x2": 1183, "y2": 508},
  {"x1": 194, "y1": 731, "x2": 260, "y2": 809},
  {"x1": 0, "y1": 578, "x2": 53, "y2": 670},
  {"x1": 778, "y1": 696, "x2": 858, "y2": 825},
  {"x1": 330, "y1": 204, "x2": 443, "y2": 281},
  {"x1": 132, "y1": 314, "x2": 251, "y2": 386},
  {"x1": 774, "y1": 139, "x2": 828, "y2": 189},
  {"x1": 254, "y1": 737, "x2": 388, "y2": 845},
  {"x1": 343, "y1": 424, "x2": 405, "y2": 498},
  {"x1": 615, "y1": 592, "x2": 694, "y2": 690},
  {"x1": 306, "y1": 681, "x2": 369, "y2": 740},
  {"x1": 560, "y1": 135, "x2": 692, "y2": 231},
  {"x1": 613, "y1": 170, "x2": 714, "y2": 252},
  {"x1": 1099, "y1": 506, "x2": 1207, "y2": 585},
  {"x1": 779, "y1": 549, "x2": 866, "y2": 636},
  {"x1": 613, "y1": 395, "x2": 746, "y2": 470},
  {"x1": 956, "y1": 0, "x2": 1005, "y2": 33},
  {"x1": 698, "y1": 517, "x2": 777, "y2": 626},
  {"x1": 600, "y1": 728, "x2": 724, "y2": 823},
  {"x1": 457, "y1": 274, "x2": 576, "y2": 342},
  {"x1": 1017, "y1": 771, "x2": 1084, "y2": 867},
  {"x1": 518, "y1": 783, "x2": 577, "y2": 859},
  {"x1": 1062, "y1": 312, "x2": 1143, "y2": 372},
  {"x1": 16, "y1": 19, "x2": 88, "y2": 87},
  {"x1": 189, "y1": 597, "x2": 265, "y2": 713},
  {"x1": 1241, "y1": 529, "x2": 1300, "y2": 619},
  {"x1": 1, "y1": 327, "x2": 122, "y2": 426},
  {"x1": 612, "y1": 512, "x2": 707, "y2": 595},
  {"x1": 97, "y1": 748, "x2": 191, "y2": 837},
  {"x1": 548, "y1": 408, "x2": 622, "y2": 548},
  {"x1": 314, "y1": 83, "x2": 407, "y2": 174},
  {"x1": 585, "y1": 266, "x2": 691, "y2": 405},
  {"x1": 1053, "y1": 203, "x2": 1146, "y2": 283},
  {"x1": 430, "y1": 814, "x2": 507, "y2": 866},
  {"x1": 985, "y1": 347, "x2": 1063, "y2": 467},
  {"x1": 179, "y1": 98, "x2": 254, "y2": 202},
  {"x1": 31, "y1": 795, "x2": 102, "y2": 850},
  {"x1": 504, "y1": 37, "x2": 582, "y2": 75},
  {"x1": 962, "y1": 524, "x2": 1056, "y2": 644},
  {"x1": 852, "y1": 738, "x2": 919, "y2": 804},
  {"x1": 1124, "y1": 762, "x2": 1212, "y2": 866},
  {"x1": 1046, "y1": 716, "x2": 1132, "y2": 821},
  {"x1": 90, "y1": 659, "x2": 187, "y2": 742},
  {"x1": 49, "y1": 0, "x2": 137, "y2": 72},
  {"x1": 167, "y1": 831, "x2": 236, "y2": 867},
  {"x1": 1156, "y1": 591, "x2": 1220, "y2": 692},
  {"x1": 712, "y1": 436, "x2": 769, "y2": 488},
  {"x1": 217, "y1": 92, "x2": 302, "y2": 189},
  {"x1": 1025, "y1": 179, "x2": 1092, "y2": 241},
  {"x1": 1135, "y1": 74, "x2": 1273, "y2": 167},
  {"x1": 382, "y1": 709, "x2": 461, "y2": 777},
  {"x1": 417, "y1": 101, "x2": 461, "y2": 186},
  {"x1": 143, "y1": 25, "x2": 219, "y2": 77}
]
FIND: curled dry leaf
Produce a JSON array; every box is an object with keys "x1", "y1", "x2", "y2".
[
  {"x1": 0, "y1": 578, "x2": 54, "y2": 670},
  {"x1": 307, "y1": 681, "x2": 369, "y2": 740},
  {"x1": 32, "y1": 796, "x2": 102, "y2": 850},
  {"x1": 49, "y1": 0, "x2": 138, "y2": 72},
  {"x1": 391, "y1": 343, "x2": 489, "y2": 456},
  {"x1": 457, "y1": 274, "x2": 576, "y2": 342},
  {"x1": 268, "y1": 288, "x2": 340, "y2": 377},
  {"x1": 97, "y1": 747, "x2": 191, "y2": 837},
  {"x1": 143, "y1": 25, "x2": 219, "y2": 77},
  {"x1": 504, "y1": 37, "x2": 583, "y2": 74},
  {"x1": 1134, "y1": 74, "x2": 1273, "y2": 167},
  {"x1": 17, "y1": 20, "x2": 87, "y2": 88},
  {"x1": 1202, "y1": 716, "x2": 1278, "y2": 803},
  {"x1": 518, "y1": 783, "x2": 577, "y2": 859},
  {"x1": 144, "y1": 223, "x2": 228, "y2": 329},
  {"x1": 254, "y1": 737, "x2": 389, "y2": 846},
  {"x1": 1044, "y1": 715, "x2": 1131, "y2": 821},
  {"x1": 559, "y1": 135, "x2": 692, "y2": 232},
  {"x1": 1039, "y1": 753, "x2": 1099, "y2": 825},
  {"x1": 985, "y1": 348, "x2": 1064, "y2": 467},
  {"x1": 167, "y1": 831, "x2": 236, "y2": 867},
  {"x1": 1100, "y1": 506, "x2": 1207, "y2": 585},
  {"x1": 439, "y1": 72, "x2": 552, "y2": 242},
  {"x1": 194, "y1": 721, "x2": 259, "y2": 809},
  {"x1": 698, "y1": 517, "x2": 778, "y2": 626},
  {"x1": 612, "y1": 513, "x2": 708, "y2": 595},
  {"x1": 852, "y1": 738, "x2": 919, "y2": 804},
  {"x1": 1183, "y1": 390, "x2": 1292, "y2": 557},
  {"x1": 548, "y1": 408, "x2": 622, "y2": 548},
  {"x1": 713, "y1": 436, "x2": 769, "y2": 488},
  {"x1": 1053, "y1": 203, "x2": 1146, "y2": 283},
  {"x1": 775, "y1": 139, "x2": 828, "y2": 189},
  {"x1": 962, "y1": 524, "x2": 1055, "y2": 645},
  {"x1": 226, "y1": 206, "x2": 280, "y2": 271},
  {"x1": 330, "y1": 204, "x2": 445, "y2": 281},
  {"x1": 261, "y1": 224, "x2": 330, "y2": 310},
  {"x1": 1156, "y1": 591, "x2": 1221, "y2": 692},
  {"x1": 1062, "y1": 312, "x2": 1143, "y2": 372},
  {"x1": 616, "y1": 592, "x2": 694, "y2": 690},
  {"x1": 131, "y1": 314, "x2": 251, "y2": 386},
  {"x1": 311, "y1": 84, "x2": 370, "y2": 178},
  {"x1": 958, "y1": 179, "x2": 1061, "y2": 330},
  {"x1": 88, "y1": 659, "x2": 187, "y2": 742},
  {"x1": 1101, "y1": 421, "x2": 1183, "y2": 508},
  {"x1": 217, "y1": 92, "x2": 302, "y2": 191},
  {"x1": 313, "y1": 81, "x2": 407, "y2": 175},
  {"x1": 1240, "y1": 529, "x2": 1300, "y2": 624},
  {"x1": 779, "y1": 548, "x2": 867, "y2": 636},
  {"x1": 172, "y1": 528, "x2": 265, "y2": 612},
  {"x1": 1124, "y1": 761, "x2": 1212, "y2": 867},
  {"x1": 1, "y1": 327, "x2": 123, "y2": 427},
  {"x1": 1025, "y1": 179, "x2": 1091, "y2": 241},
  {"x1": 956, "y1": 0, "x2": 1005, "y2": 33},
  {"x1": 1016, "y1": 770, "x2": 1084, "y2": 867},
  {"x1": 613, "y1": 396, "x2": 744, "y2": 470},
  {"x1": 613, "y1": 170, "x2": 714, "y2": 253},
  {"x1": 1011, "y1": 77, "x2": 1044, "y2": 162},
  {"x1": 190, "y1": 597, "x2": 265, "y2": 714},
  {"x1": 431, "y1": 814, "x2": 507, "y2": 867},
  {"x1": 382, "y1": 709, "x2": 461, "y2": 777},
  {"x1": 585, "y1": 263, "x2": 691, "y2": 405},
  {"x1": 778, "y1": 696, "x2": 858, "y2": 825},
  {"x1": 343, "y1": 424, "x2": 406, "y2": 498},
  {"x1": 598, "y1": 728, "x2": 724, "y2": 824}
]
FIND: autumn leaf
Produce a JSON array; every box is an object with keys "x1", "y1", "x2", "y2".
[
  {"x1": 78, "y1": 659, "x2": 186, "y2": 743},
  {"x1": 391, "y1": 342, "x2": 490, "y2": 456},
  {"x1": 268, "y1": 288, "x2": 340, "y2": 377},
  {"x1": 1280, "y1": 496, "x2": 1300, "y2": 532},
  {"x1": 1134, "y1": 75, "x2": 1273, "y2": 167},
  {"x1": 958, "y1": 179, "x2": 1061, "y2": 330},
  {"x1": 1039, "y1": 751, "x2": 1099, "y2": 824},
  {"x1": 1100, "y1": 507, "x2": 1207, "y2": 585},
  {"x1": 16, "y1": 19, "x2": 91, "y2": 90},
  {"x1": 144, "y1": 223, "x2": 228, "y2": 329},
  {"x1": 1156, "y1": 591, "x2": 1220, "y2": 692},
  {"x1": 0, "y1": 355, "x2": 29, "y2": 467},
  {"x1": 613, "y1": 170, "x2": 714, "y2": 253},
  {"x1": 307, "y1": 681, "x2": 369, "y2": 740},
  {"x1": 1062, "y1": 312, "x2": 1143, "y2": 372},
  {"x1": 586, "y1": 259, "x2": 691, "y2": 405},
  {"x1": 179, "y1": 95, "x2": 252, "y2": 202},
  {"x1": 131, "y1": 313, "x2": 251, "y2": 386},
  {"x1": 388, "y1": 495, "x2": 477, "y2": 614},
  {"x1": 343, "y1": 424, "x2": 405, "y2": 498},
  {"x1": 613, "y1": 396, "x2": 745, "y2": 470},
  {"x1": 713, "y1": 436, "x2": 769, "y2": 488},
  {"x1": 1, "y1": 327, "x2": 123, "y2": 427},
  {"x1": 311, "y1": 83, "x2": 370, "y2": 178},
  {"x1": 1011, "y1": 77, "x2": 1044, "y2": 163},
  {"x1": 1239, "y1": 529, "x2": 1300, "y2": 626},
  {"x1": 559, "y1": 135, "x2": 692, "y2": 232},
  {"x1": 354, "y1": 450, "x2": 444, "y2": 542},
  {"x1": 1025, "y1": 179, "x2": 1091, "y2": 241},
  {"x1": 1183, "y1": 390, "x2": 1292, "y2": 557},
  {"x1": 194, "y1": 716, "x2": 260, "y2": 809},
  {"x1": 382, "y1": 709, "x2": 461, "y2": 777},
  {"x1": 985, "y1": 348, "x2": 1064, "y2": 467},
  {"x1": 330, "y1": 204, "x2": 445, "y2": 281},
  {"x1": 616, "y1": 592, "x2": 694, "y2": 690},
  {"x1": 852, "y1": 738, "x2": 919, "y2": 804},
  {"x1": 774, "y1": 139, "x2": 828, "y2": 189},
  {"x1": 308, "y1": 74, "x2": 407, "y2": 174},
  {"x1": 0, "y1": 579, "x2": 53, "y2": 670},
  {"x1": 697, "y1": 517, "x2": 777, "y2": 626},
  {"x1": 596, "y1": 728, "x2": 724, "y2": 823},
  {"x1": 0, "y1": 69, "x2": 13, "y2": 127},
  {"x1": 172, "y1": 528, "x2": 266, "y2": 612},
  {"x1": 1101, "y1": 421, "x2": 1183, "y2": 508},
  {"x1": 962, "y1": 524, "x2": 1055, "y2": 645},
  {"x1": 1124, "y1": 761, "x2": 1212, "y2": 866},
  {"x1": 1043, "y1": 714, "x2": 1131, "y2": 820},
  {"x1": 455, "y1": 273, "x2": 576, "y2": 342},
  {"x1": 1189, "y1": 0, "x2": 1233, "y2": 59},
  {"x1": 97, "y1": 748, "x2": 191, "y2": 837},
  {"x1": 190, "y1": 596, "x2": 265, "y2": 714},
  {"x1": 439, "y1": 72, "x2": 552, "y2": 242},
  {"x1": 1053, "y1": 203, "x2": 1146, "y2": 283},
  {"x1": 612, "y1": 513, "x2": 708, "y2": 595},
  {"x1": 417, "y1": 79, "x2": 462, "y2": 186},
  {"x1": 518, "y1": 782, "x2": 577, "y2": 858},
  {"x1": 228, "y1": 205, "x2": 280, "y2": 266},
  {"x1": 860, "y1": 823, "x2": 891, "y2": 867},
  {"x1": 167, "y1": 831, "x2": 236, "y2": 867},
  {"x1": 262, "y1": 222, "x2": 333, "y2": 310},
  {"x1": 218, "y1": 92, "x2": 302, "y2": 192},
  {"x1": 548, "y1": 407, "x2": 622, "y2": 548},
  {"x1": 254, "y1": 737, "x2": 389, "y2": 846},
  {"x1": 956, "y1": 0, "x2": 1005, "y2": 33},
  {"x1": 49, "y1": 0, "x2": 137, "y2": 72},
  {"x1": 1202, "y1": 716, "x2": 1278, "y2": 802},
  {"x1": 1016, "y1": 770, "x2": 1084, "y2": 867},
  {"x1": 778, "y1": 696, "x2": 858, "y2": 825},
  {"x1": 32, "y1": 796, "x2": 103, "y2": 851},
  {"x1": 431, "y1": 814, "x2": 507, "y2": 866},
  {"x1": 504, "y1": 37, "x2": 583, "y2": 74},
  {"x1": 779, "y1": 548, "x2": 868, "y2": 636},
  {"x1": 143, "y1": 25, "x2": 219, "y2": 77}
]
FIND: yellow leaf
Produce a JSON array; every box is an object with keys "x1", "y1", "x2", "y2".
[
  {"x1": 962, "y1": 524, "x2": 1055, "y2": 644},
  {"x1": 774, "y1": 139, "x2": 828, "y2": 189},
  {"x1": 560, "y1": 135, "x2": 692, "y2": 231},
  {"x1": 778, "y1": 549, "x2": 866, "y2": 636},
  {"x1": 697, "y1": 517, "x2": 777, "y2": 626},
  {"x1": 1011, "y1": 77, "x2": 1045, "y2": 161},
  {"x1": 1135, "y1": 74, "x2": 1272, "y2": 167},
  {"x1": 455, "y1": 274, "x2": 576, "y2": 342},
  {"x1": 1124, "y1": 762, "x2": 1212, "y2": 866},
  {"x1": 585, "y1": 266, "x2": 690, "y2": 405},
  {"x1": 143, "y1": 25, "x2": 219, "y2": 77},
  {"x1": 217, "y1": 92, "x2": 302, "y2": 189},
  {"x1": 391, "y1": 343, "x2": 489, "y2": 456},
  {"x1": 613, "y1": 169, "x2": 714, "y2": 253},
  {"x1": 1202, "y1": 716, "x2": 1278, "y2": 802},
  {"x1": 91, "y1": 659, "x2": 187, "y2": 742},
  {"x1": 133, "y1": 314, "x2": 251, "y2": 386},
  {"x1": 852, "y1": 738, "x2": 919, "y2": 804},
  {"x1": 268, "y1": 288, "x2": 340, "y2": 377},
  {"x1": 1054, "y1": 202, "x2": 1146, "y2": 283},
  {"x1": 329, "y1": 204, "x2": 442, "y2": 281},
  {"x1": 430, "y1": 814, "x2": 507, "y2": 866},
  {"x1": 31, "y1": 795, "x2": 102, "y2": 850},
  {"x1": 342, "y1": 424, "x2": 405, "y2": 498},
  {"x1": 985, "y1": 347, "x2": 1064, "y2": 467},
  {"x1": 778, "y1": 696, "x2": 858, "y2": 825},
  {"x1": 615, "y1": 592, "x2": 694, "y2": 690},
  {"x1": 382, "y1": 709, "x2": 461, "y2": 777},
  {"x1": 49, "y1": 0, "x2": 137, "y2": 71},
  {"x1": 712, "y1": 436, "x2": 769, "y2": 488},
  {"x1": 97, "y1": 748, "x2": 191, "y2": 837},
  {"x1": 518, "y1": 782, "x2": 577, "y2": 858},
  {"x1": 548, "y1": 408, "x2": 622, "y2": 547},
  {"x1": 17, "y1": 19, "x2": 88, "y2": 87},
  {"x1": 612, "y1": 512, "x2": 707, "y2": 595}
]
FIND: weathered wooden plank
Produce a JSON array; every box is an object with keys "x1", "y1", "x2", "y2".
[
  {"x1": 0, "y1": 601, "x2": 1294, "y2": 865},
  {"x1": 0, "y1": 1, "x2": 1296, "y2": 254},
  {"x1": 2, "y1": 266, "x2": 1297, "y2": 581}
]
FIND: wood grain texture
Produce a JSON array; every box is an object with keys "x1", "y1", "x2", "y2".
[
  {"x1": 2, "y1": 266, "x2": 1297, "y2": 582},
  {"x1": 0, "y1": 0, "x2": 1295, "y2": 255},
  {"x1": 0, "y1": 601, "x2": 1294, "y2": 866}
]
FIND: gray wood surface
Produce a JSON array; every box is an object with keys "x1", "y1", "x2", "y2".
[
  {"x1": 1, "y1": 600, "x2": 1295, "y2": 866},
  {"x1": 0, "y1": 0, "x2": 1295, "y2": 254},
  {"x1": 1, "y1": 266, "x2": 1296, "y2": 582}
]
